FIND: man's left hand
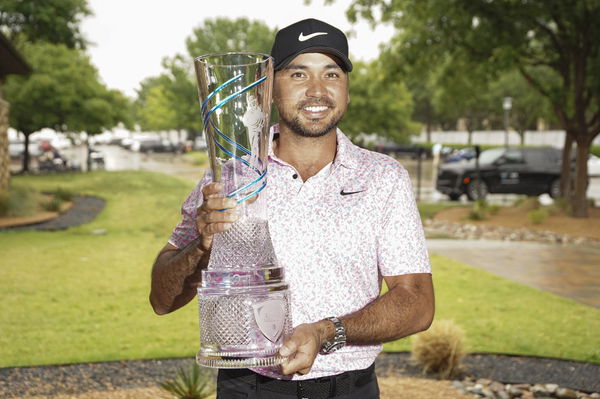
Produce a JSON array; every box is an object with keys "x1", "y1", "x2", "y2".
[{"x1": 279, "y1": 321, "x2": 331, "y2": 375}]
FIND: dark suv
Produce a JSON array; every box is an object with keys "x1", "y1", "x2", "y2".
[{"x1": 436, "y1": 147, "x2": 562, "y2": 201}]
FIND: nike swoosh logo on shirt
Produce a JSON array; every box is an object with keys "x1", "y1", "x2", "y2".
[
  {"x1": 298, "y1": 32, "x2": 328, "y2": 42},
  {"x1": 340, "y1": 189, "x2": 365, "y2": 196}
]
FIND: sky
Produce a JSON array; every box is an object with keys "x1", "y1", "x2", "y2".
[{"x1": 80, "y1": 0, "x2": 395, "y2": 97}]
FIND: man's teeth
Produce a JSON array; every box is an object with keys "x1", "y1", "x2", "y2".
[{"x1": 304, "y1": 106, "x2": 328, "y2": 112}]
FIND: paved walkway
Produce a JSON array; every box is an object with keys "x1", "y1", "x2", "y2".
[{"x1": 427, "y1": 239, "x2": 600, "y2": 309}]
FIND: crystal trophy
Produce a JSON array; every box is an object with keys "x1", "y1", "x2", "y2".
[{"x1": 193, "y1": 52, "x2": 291, "y2": 368}]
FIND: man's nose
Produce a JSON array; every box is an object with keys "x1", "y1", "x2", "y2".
[{"x1": 305, "y1": 78, "x2": 326, "y2": 98}]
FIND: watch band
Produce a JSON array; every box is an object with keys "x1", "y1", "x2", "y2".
[{"x1": 320, "y1": 316, "x2": 346, "y2": 354}]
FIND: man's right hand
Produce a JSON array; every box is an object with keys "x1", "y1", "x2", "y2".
[{"x1": 195, "y1": 182, "x2": 240, "y2": 251}]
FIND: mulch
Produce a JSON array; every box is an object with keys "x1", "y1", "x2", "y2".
[
  {"x1": 0, "y1": 196, "x2": 105, "y2": 231},
  {"x1": 1, "y1": 353, "x2": 599, "y2": 398},
  {"x1": 1, "y1": 198, "x2": 599, "y2": 397}
]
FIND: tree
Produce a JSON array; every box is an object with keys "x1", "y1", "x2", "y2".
[
  {"x1": 429, "y1": 57, "x2": 495, "y2": 142},
  {"x1": 487, "y1": 70, "x2": 555, "y2": 144},
  {"x1": 2, "y1": 42, "x2": 131, "y2": 171},
  {"x1": 338, "y1": 0, "x2": 600, "y2": 217},
  {"x1": 340, "y1": 60, "x2": 419, "y2": 143},
  {"x1": 134, "y1": 18, "x2": 277, "y2": 140},
  {"x1": 185, "y1": 17, "x2": 276, "y2": 57},
  {"x1": 134, "y1": 55, "x2": 201, "y2": 139},
  {"x1": 0, "y1": 0, "x2": 91, "y2": 48}
]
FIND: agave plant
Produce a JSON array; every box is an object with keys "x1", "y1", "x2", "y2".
[{"x1": 160, "y1": 362, "x2": 214, "y2": 399}]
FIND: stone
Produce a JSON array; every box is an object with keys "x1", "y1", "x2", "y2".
[
  {"x1": 452, "y1": 380, "x2": 465, "y2": 390},
  {"x1": 590, "y1": 393, "x2": 600, "y2": 399},
  {"x1": 531, "y1": 384, "x2": 549, "y2": 397},
  {"x1": 481, "y1": 388, "x2": 495, "y2": 398},
  {"x1": 490, "y1": 381, "x2": 506, "y2": 392},
  {"x1": 507, "y1": 385, "x2": 524, "y2": 398},
  {"x1": 467, "y1": 384, "x2": 485, "y2": 395},
  {"x1": 545, "y1": 384, "x2": 558, "y2": 395},
  {"x1": 556, "y1": 388, "x2": 578, "y2": 399},
  {"x1": 497, "y1": 391, "x2": 511, "y2": 399}
]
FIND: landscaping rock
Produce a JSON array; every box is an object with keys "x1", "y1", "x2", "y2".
[
  {"x1": 532, "y1": 384, "x2": 550, "y2": 397},
  {"x1": 555, "y1": 387, "x2": 578, "y2": 399},
  {"x1": 424, "y1": 219, "x2": 600, "y2": 247}
]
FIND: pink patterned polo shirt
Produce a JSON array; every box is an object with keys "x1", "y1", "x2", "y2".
[{"x1": 169, "y1": 126, "x2": 431, "y2": 380}]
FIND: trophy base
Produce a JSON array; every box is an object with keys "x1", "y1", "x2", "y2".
[{"x1": 196, "y1": 352, "x2": 286, "y2": 368}]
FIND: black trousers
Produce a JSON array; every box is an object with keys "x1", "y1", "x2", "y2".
[{"x1": 216, "y1": 364, "x2": 380, "y2": 399}]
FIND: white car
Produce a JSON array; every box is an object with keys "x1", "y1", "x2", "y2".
[
  {"x1": 589, "y1": 154, "x2": 600, "y2": 177},
  {"x1": 8, "y1": 140, "x2": 43, "y2": 159}
]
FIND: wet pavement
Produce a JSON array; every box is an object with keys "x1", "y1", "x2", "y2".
[{"x1": 427, "y1": 239, "x2": 600, "y2": 309}]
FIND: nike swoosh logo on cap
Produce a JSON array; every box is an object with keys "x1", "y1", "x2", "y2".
[{"x1": 298, "y1": 32, "x2": 328, "y2": 41}]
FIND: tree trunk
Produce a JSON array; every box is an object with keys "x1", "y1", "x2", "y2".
[
  {"x1": 560, "y1": 133, "x2": 574, "y2": 200},
  {"x1": 22, "y1": 131, "x2": 31, "y2": 173},
  {"x1": 571, "y1": 138, "x2": 590, "y2": 218},
  {"x1": 518, "y1": 130, "x2": 525, "y2": 146},
  {"x1": 86, "y1": 137, "x2": 91, "y2": 172}
]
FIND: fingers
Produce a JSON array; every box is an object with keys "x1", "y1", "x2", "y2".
[
  {"x1": 201, "y1": 182, "x2": 223, "y2": 198},
  {"x1": 281, "y1": 350, "x2": 314, "y2": 375},
  {"x1": 278, "y1": 324, "x2": 321, "y2": 375},
  {"x1": 196, "y1": 183, "x2": 240, "y2": 237}
]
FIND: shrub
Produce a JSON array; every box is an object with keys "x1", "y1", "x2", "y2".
[
  {"x1": 0, "y1": 186, "x2": 39, "y2": 217},
  {"x1": 467, "y1": 200, "x2": 489, "y2": 221},
  {"x1": 528, "y1": 208, "x2": 549, "y2": 225},
  {"x1": 411, "y1": 320, "x2": 467, "y2": 379},
  {"x1": 517, "y1": 197, "x2": 541, "y2": 211},
  {"x1": 487, "y1": 204, "x2": 501, "y2": 215},
  {"x1": 52, "y1": 187, "x2": 74, "y2": 202},
  {"x1": 160, "y1": 362, "x2": 214, "y2": 399},
  {"x1": 42, "y1": 197, "x2": 63, "y2": 212},
  {"x1": 588, "y1": 198, "x2": 596, "y2": 208}
]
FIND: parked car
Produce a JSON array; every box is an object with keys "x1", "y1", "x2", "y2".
[
  {"x1": 443, "y1": 147, "x2": 477, "y2": 163},
  {"x1": 436, "y1": 147, "x2": 562, "y2": 201},
  {"x1": 8, "y1": 140, "x2": 43, "y2": 159},
  {"x1": 131, "y1": 138, "x2": 177, "y2": 153},
  {"x1": 374, "y1": 142, "x2": 429, "y2": 159}
]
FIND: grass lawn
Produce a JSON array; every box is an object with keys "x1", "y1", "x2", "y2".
[
  {"x1": 384, "y1": 254, "x2": 600, "y2": 363},
  {"x1": 183, "y1": 151, "x2": 209, "y2": 166},
  {"x1": 1, "y1": 171, "x2": 599, "y2": 368}
]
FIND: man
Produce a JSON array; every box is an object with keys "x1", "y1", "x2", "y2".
[{"x1": 150, "y1": 18, "x2": 434, "y2": 399}]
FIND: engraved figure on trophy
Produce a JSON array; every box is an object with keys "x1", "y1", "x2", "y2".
[
  {"x1": 242, "y1": 94, "x2": 264, "y2": 170},
  {"x1": 193, "y1": 52, "x2": 292, "y2": 368}
]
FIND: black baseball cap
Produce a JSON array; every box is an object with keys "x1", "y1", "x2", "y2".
[{"x1": 270, "y1": 18, "x2": 353, "y2": 72}]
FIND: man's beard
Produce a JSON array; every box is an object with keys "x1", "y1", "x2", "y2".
[{"x1": 279, "y1": 99, "x2": 345, "y2": 138}]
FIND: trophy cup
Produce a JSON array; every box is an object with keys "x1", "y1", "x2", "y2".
[{"x1": 193, "y1": 52, "x2": 292, "y2": 368}]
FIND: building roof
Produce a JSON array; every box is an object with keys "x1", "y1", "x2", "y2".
[{"x1": 0, "y1": 31, "x2": 32, "y2": 78}]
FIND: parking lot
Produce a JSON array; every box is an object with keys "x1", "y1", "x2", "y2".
[{"x1": 9, "y1": 143, "x2": 600, "y2": 205}]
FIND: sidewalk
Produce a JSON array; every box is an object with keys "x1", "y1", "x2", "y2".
[{"x1": 427, "y1": 239, "x2": 600, "y2": 309}]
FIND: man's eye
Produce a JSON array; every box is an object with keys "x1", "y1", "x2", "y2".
[
  {"x1": 326, "y1": 72, "x2": 340, "y2": 78},
  {"x1": 291, "y1": 72, "x2": 305, "y2": 78}
]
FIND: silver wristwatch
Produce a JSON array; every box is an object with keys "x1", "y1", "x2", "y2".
[{"x1": 320, "y1": 317, "x2": 346, "y2": 354}]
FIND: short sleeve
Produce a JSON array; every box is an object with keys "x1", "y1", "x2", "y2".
[
  {"x1": 376, "y1": 165, "x2": 431, "y2": 276},
  {"x1": 168, "y1": 172, "x2": 212, "y2": 249}
]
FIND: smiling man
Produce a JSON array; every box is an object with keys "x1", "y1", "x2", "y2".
[{"x1": 150, "y1": 18, "x2": 434, "y2": 399}]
